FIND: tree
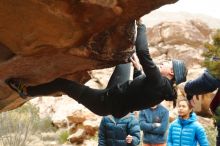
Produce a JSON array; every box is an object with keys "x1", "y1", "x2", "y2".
[{"x1": 203, "y1": 29, "x2": 220, "y2": 79}]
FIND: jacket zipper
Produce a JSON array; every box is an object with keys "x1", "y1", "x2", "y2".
[{"x1": 180, "y1": 125, "x2": 183, "y2": 146}]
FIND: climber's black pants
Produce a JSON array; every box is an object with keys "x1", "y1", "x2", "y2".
[{"x1": 27, "y1": 63, "x2": 131, "y2": 117}]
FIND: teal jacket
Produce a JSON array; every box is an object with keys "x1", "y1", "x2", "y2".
[{"x1": 167, "y1": 112, "x2": 209, "y2": 146}]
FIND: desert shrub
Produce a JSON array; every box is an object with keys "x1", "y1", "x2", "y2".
[
  {"x1": 38, "y1": 116, "x2": 57, "y2": 133},
  {"x1": 203, "y1": 29, "x2": 220, "y2": 79},
  {"x1": 214, "y1": 106, "x2": 220, "y2": 123},
  {"x1": 0, "y1": 103, "x2": 39, "y2": 146},
  {"x1": 58, "y1": 129, "x2": 69, "y2": 144},
  {"x1": 0, "y1": 102, "x2": 58, "y2": 146}
]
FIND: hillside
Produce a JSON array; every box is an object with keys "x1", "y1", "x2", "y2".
[{"x1": 143, "y1": 11, "x2": 220, "y2": 29}]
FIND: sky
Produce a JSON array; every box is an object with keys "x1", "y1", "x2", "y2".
[{"x1": 157, "y1": 0, "x2": 220, "y2": 19}]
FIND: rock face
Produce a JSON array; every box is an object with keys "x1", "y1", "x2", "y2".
[
  {"x1": 0, "y1": 0, "x2": 177, "y2": 112},
  {"x1": 147, "y1": 19, "x2": 211, "y2": 66}
]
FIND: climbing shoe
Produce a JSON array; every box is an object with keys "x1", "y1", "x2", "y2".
[{"x1": 5, "y1": 78, "x2": 28, "y2": 98}]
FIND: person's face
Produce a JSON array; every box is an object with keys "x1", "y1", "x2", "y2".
[
  {"x1": 177, "y1": 100, "x2": 192, "y2": 119},
  {"x1": 158, "y1": 61, "x2": 174, "y2": 79}
]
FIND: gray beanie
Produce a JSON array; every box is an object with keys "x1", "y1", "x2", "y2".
[{"x1": 172, "y1": 59, "x2": 187, "y2": 85}]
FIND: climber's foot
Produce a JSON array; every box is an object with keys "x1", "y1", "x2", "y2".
[{"x1": 5, "y1": 78, "x2": 28, "y2": 99}]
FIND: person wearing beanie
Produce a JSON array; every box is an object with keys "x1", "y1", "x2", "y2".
[
  {"x1": 5, "y1": 19, "x2": 187, "y2": 118},
  {"x1": 184, "y1": 69, "x2": 220, "y2": 145}
]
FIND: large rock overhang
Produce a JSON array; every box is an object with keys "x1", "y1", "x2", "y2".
[{"x1": 0, "y1": 0, "x2": 177, "y2": 112}]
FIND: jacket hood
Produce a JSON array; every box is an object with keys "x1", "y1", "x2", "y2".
[
  {"x1": 178, "y1": 112, "x2": 197, "y2": 126},
  {"x1": 108, "y1": 113, "x2": 134, "y2": 123}
]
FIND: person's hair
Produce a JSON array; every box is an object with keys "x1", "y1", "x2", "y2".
[
  {"x1": 178, "y1": 98, "x2": 190, "y2": 106},
  {"x1": 170, "y1": 80, "x2": 177, "y2": 108},
  {"x1": 172, "y1": 87, "x2": 177, "y2": 108}
]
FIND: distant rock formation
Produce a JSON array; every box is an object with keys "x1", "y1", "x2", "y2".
[
  {"x1": 148, "y1": 19, "x2": 211, "y2": 66},
  {"x1": 0, "y1": 0, "x2": 177, "y2": 112}
]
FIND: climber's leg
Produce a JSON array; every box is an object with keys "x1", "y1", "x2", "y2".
[
  {"x1": 25, "y1": 63, "x2": 132, "y2": 97},
  {"x1": 26, "y1": 78, "x2": 85, "y2": 97},
  {"x1": 107, "y1": 63, "x2": 131, "y2": 88},
  {"x1": 5, "y1": 78, "x2": 85, "y2": 98},
  {"x1": 5, "y1": 63, "x2": 131, "y2": 116},
  {"x1": 5, "y1": 77, "x2": 112, "y2": 116},
  {"x1": 80, "y1": 63, "x2": 131, "y2": 116}
]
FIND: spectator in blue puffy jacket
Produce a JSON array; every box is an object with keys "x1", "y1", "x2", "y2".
[
  {"x1": 139, "y1": 104, "x2": 169, "y2": 146},
  {"x1": 98, "y1": 113, "x2": 140, "y2": 146},
  {"x1": 167, "y1": 99, "x2": 209, "y2": 146}
]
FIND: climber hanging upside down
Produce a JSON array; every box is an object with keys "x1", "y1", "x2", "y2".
[{"x1": 5, "y1": 19, "x2": 187, "y2": 118}]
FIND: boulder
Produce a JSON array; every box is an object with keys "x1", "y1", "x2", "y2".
[
  {"x1": 67, "y1": 128, "x2": 86, "y2": 144},
  {"x1": 148, "y1": 20, "x2": 211, "y2": 47},
  {"x1": 147, "y1": 20, "x2": 212, "y2": 67},
  {"x1": 0, "y1": 0, "x2": 177, "y2": 112},
  {"x1": 83, "y1": 119, "x2": 100, "y2": 136}
]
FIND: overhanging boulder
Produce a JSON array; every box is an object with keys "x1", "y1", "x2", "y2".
[{"x1": 0, "y1": 0, "x2": 177, "y2": 112}]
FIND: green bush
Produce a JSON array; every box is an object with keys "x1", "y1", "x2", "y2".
[
  {"x1": 213, "y1": 106, "x2": 220, "y2": 123},
  {"x1": 58, "y1": 130, "x2": 69, "y2": 144},
  {"x1": 38, "y1": 116, "x2": 57, "y2": 133},
  {"x1": 203, "y1": 29, "x2": 220, "y2": 79}
]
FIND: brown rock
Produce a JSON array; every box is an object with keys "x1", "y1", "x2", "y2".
[
  {"x1": 83, "y1": 119, "x2": 100, "y2": 136},
  {"x1": 167, "y1": 44, "x2": 205, "y2": 67},
  {"x1": 67, "y1": 110, "x2": 87, "y2": 124},
  {"x1": 0, "y1": 0, "x2": 178, "y2": 112},
  {"x1": 68, "y1": 128, "x2": 86, "y2": 144},
  {"x1": 148, "y1": 20, "x2": 211, "y2": 47},
  {"x1": 68, "y1": 123, "x2": 77, "y2": 133},
  {"x1": 147, "y1": 20, "x2": 212, "y2": 67}
]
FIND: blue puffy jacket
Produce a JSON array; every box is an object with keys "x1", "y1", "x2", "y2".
[
  {"x1": 167, "y1": 112, "x2": 209, "y2": 146},
  {"x1": 139, "y1": 104, "x2": 169, "y2": 144},
  {"x1": 98, "y1": 113, "x2": 140, "y2": 146}
]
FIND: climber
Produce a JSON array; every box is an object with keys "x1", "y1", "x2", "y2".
[{"x1": 5, "y1": 19, "x2": 187, "y2": 118}]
